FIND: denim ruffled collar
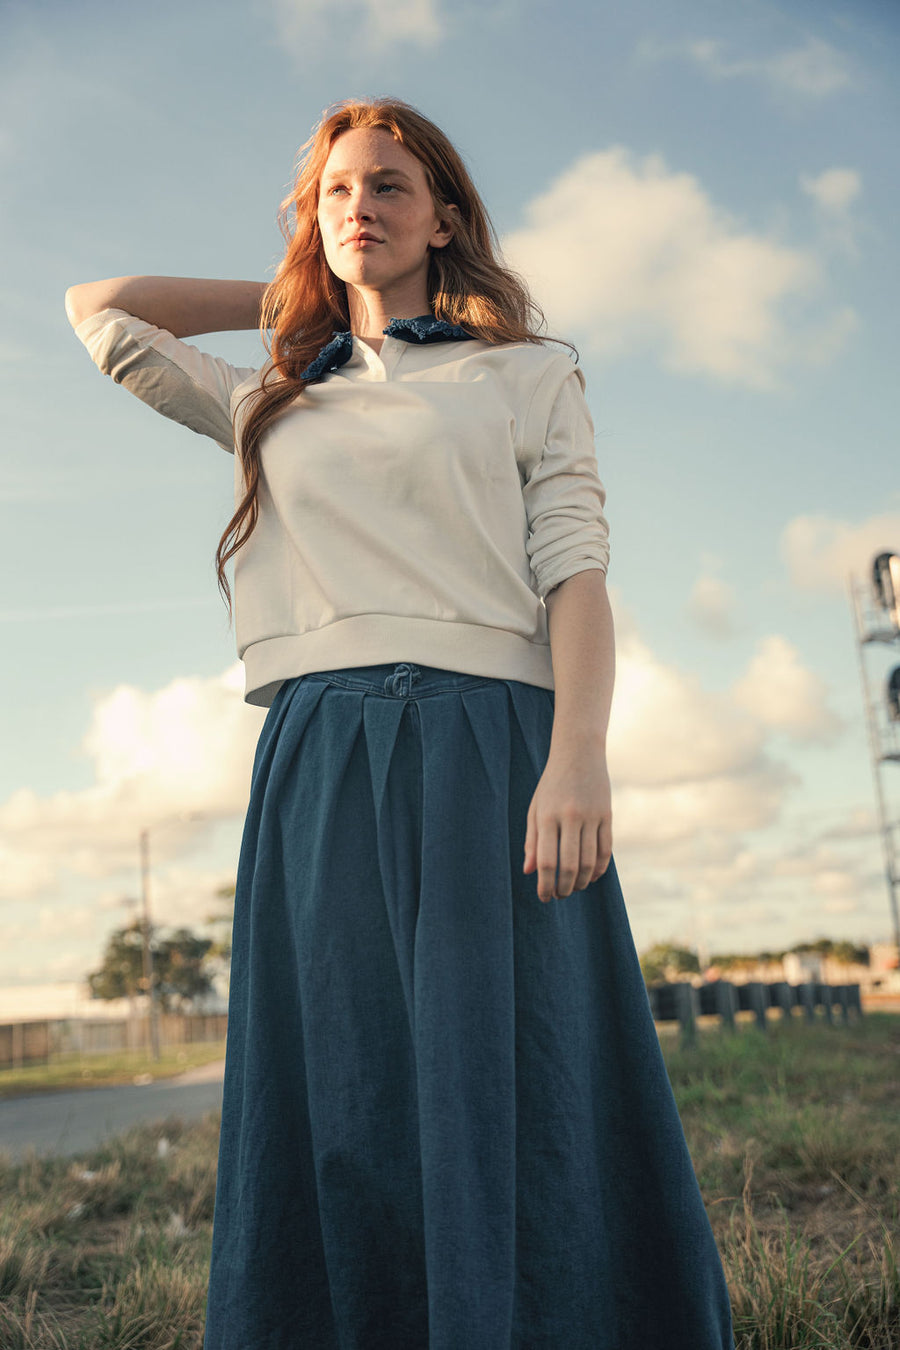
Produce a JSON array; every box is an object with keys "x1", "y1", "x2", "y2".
[
  {"x1": 300, "y1": 314, "x2": 474, "y2": 384},
  {"x1": 385, "y1": 314, "x2": 472, "y2": 343}
]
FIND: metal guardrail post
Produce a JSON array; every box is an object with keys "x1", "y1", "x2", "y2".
[
  {"x1": 793, "y1": 982, "x2": 815, "y2": 1021},
  {"x1": 814, "y1": 982, "x2": 834, "y2": 1025},
  {"x1": 766, "y1": 982, "x2": 794, "y2": 1018},
  {"x1": 649, "y1": 982, "x2": 699, "y2": 1045},
  {"x1": 647, "y1": 979, "x2": 866, "y2": 1040},
  {"x1": 833, "y1": 985, "x2": 853, "y2": 1024},
  {"x1": 737, "y1": 981, "x2": 768, "y2": 1031},
  {"x1": 698, "y1": 980, "x2": 738, "y2": 1029},
  {"x1": 675, "y1": 983, "x2": 698, "y2": 1047}
]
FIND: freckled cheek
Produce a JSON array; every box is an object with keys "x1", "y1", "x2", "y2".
[{"x1": 317, "y1": 215, "x2": 339, "y2": 263}]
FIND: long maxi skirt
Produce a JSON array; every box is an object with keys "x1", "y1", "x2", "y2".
[{"x1": 203, "y1": 662, "x2": 735, "y2": 1350}]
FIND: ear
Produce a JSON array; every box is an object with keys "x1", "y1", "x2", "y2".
[{"x1": 429, "y1": 202, "x2": 458, "y2": 251}]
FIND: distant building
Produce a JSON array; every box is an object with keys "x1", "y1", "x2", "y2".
[
  {"x1": 783, "y1": 951, "x2": 823, "y2": 984},
  {"x1": 870, "y1": 942, "x2": 900, "y2": 973}
]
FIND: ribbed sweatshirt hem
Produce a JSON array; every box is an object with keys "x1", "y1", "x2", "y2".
[{"x1": 239, "y1": 615, "x2": 554, "y2": 706}]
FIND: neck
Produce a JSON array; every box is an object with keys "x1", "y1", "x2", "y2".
[{"x1": 346, "y1": 283, "x2": 431, "y2": 353}]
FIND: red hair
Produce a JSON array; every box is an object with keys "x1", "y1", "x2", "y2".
[{"x1": 215, "y1": 97, "x2": 551, "y2": 613}]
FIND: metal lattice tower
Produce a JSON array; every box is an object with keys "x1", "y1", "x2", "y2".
[{"x1": 849, "y1": 551, "x2": 900, "y2": 955}]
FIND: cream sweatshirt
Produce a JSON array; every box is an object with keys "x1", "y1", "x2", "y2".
[{"x1": 74, "y1": 308, "x2": 610, "y2": 706}]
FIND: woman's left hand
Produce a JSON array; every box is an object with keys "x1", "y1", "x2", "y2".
[{"x1": 523, "y1": 745, "x2": 612, "y2": 901}]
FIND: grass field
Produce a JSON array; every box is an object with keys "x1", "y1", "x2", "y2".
[
  {"x1": 0, "y1": 1013, "x2": 897, "y2": 1349},
  {"x1": 0, "y1": 1044, "x2": 228, "y2": 1101}
]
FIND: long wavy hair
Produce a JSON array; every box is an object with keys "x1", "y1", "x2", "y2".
[{"x1": 215, "y1": 97, "x2": 553, "y2": 614}]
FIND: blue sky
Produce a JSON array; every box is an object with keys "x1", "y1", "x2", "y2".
[{"x1": 2, "y1": 0, "x2": 899, "y2": 1015}]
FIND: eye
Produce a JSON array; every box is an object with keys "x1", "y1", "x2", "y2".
[
  {"x1": 376, "y1": 182, "x2": 401, "y2": 194},
  {"x1": 326, "y1": 185, "x2": 347, "y2": 196}
]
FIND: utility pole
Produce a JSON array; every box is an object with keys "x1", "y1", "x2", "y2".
[
  {"x1": 849, "y1": 552, "x2": 900, "y2": 958},
  {"x1": 137, "y1": 811, "x2": 206, "y2": 1061},
  {"x1": 139, "y1": 827, "x2": 161, "y2": 1061}
]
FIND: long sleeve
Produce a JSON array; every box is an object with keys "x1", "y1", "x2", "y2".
[
  {"x1": 73, "y1": 307, "x2": 261, "y2": 453},
  {"x1": 520, "y1": 362, "x2": 610, "y2": 601}
]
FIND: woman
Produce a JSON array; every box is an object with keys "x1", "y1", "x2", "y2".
[{"x1": 66, "y1": 98, "x2": 734, "y2": 1350}]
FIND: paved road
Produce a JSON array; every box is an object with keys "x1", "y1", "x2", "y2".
[{"x1": 0, "y1": 1059, "x2": 225, "y2": 1161}]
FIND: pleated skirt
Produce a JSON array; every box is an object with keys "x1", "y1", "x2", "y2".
[{"x1": 203, "y1": 662, "x2": 734, "y2": 1350}]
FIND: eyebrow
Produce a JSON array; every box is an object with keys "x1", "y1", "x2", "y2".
[{"x1": 321, "y1": 166, "x2": 416, "y2": 183}]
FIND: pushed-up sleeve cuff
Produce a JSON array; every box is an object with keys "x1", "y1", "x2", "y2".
[
  {"x1": 73, "y1": 308, "x2": 260, "y2": 454},
  {"x1": 521, "y1": 361, "x2": 610, "y2": 601}
]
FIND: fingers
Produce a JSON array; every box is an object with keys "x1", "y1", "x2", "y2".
[
  {"x1": 533, "y1": 820, "x2": 613, "y2": 901},
  {"x1": 575, "y1": 824, "x2": 599, "y2": 892},
  {"x1": 523, "y1": 799, "x2": 537, "y2": 876},
  {"x1": 535, "y1": 819, "x2": 559, "y2": 902},
  {"x1": 593, "y1": 817, "x2": 613, "y2": 881},
  {"x1": 553, "y1": 817, "x2": 583, "y2": 899}
]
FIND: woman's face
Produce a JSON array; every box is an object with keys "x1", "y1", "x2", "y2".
[{"x1": 316, "y1": 127, "x2": 453, "y2": 304}]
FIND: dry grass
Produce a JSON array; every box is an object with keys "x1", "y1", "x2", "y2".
[
  {"x1": 0, "y1": 1115, "x2": 217, "y2": 1348},
  {"x1": 0, "y1": 1013, "x2": 897, "y2": 1347},
  {"x1": 668, "y1": 1011, "x2": 900, "y2": 1348}
]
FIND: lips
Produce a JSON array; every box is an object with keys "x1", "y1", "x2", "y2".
[{"x1": 344, "y1": 232, "x2": 382, "y2": 245}]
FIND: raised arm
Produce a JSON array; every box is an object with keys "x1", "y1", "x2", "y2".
[{"x1": 64, "y1": 276, "x2": 268, "y2": 338}]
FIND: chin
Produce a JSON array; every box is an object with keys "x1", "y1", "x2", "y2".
[{"x1": 332, "y1": 261, "x2": 389, "y2": 288}]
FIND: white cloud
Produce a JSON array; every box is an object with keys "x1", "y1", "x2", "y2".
[
  {"x1": 599, "y1": 605, "x2": 871, "y2": 952},
  {"x1": 366, "y1": 0, "x2": 442, "y2": 46},
  {"x1": 686, "y1": 572, "x2": 739, "y2": 637},
  {"x1": 772, "y1": 842, "x2": 855, "y2": 879},
  {"x1": 814, "y1": 868, "x2": 858, "y2": 898},
  {"x1": 801, "y1": 168, "x2": 861, "y2": 214},
  {"x1": 816, "y1": 807, "x2": 878, "y2": 841},
  {"x1": 780, "y1": 511, "x2": 900, "y2": 594},
  {"x1": 0, "y1": 840, "x2": 56, "y2": 899},
  {"x1": 269, "y1": 0, "x2": 443, "y2": 56},
  {"x1": 798, "y1": 305, "x2": 859, "y2": 363},
  {"x1": 731, "y1": 634, "x2": 844, "y2": 745},
  {"x1": 609, "y1": 628, "x2": 766, "y2": 788},
  {"x1": 766, "y1": 38, "x2": 853, "y2": 97},
  {"x1": 0, "y1": 982, "x2": 125, "y2": 1020},
  {"x1": 502, "y1": 146, "x2": 848, "y2": 388},
  {"x1": 82, "y1": 663, "x2": 251, "y2": 795},
  {"x1": 604, "y1": 619, "x2": 800, "y2": 850},
  {"x1": 133, "y1": 863, "x2": 238, "y2": 931},
  {"x1": 800, "y1": 168, "x2": 862, "y2": 258},
  {"x1": 621, "y1": 826, "x2": 887, "y2": 956},
  {"x1": 0, "y1": 664, "x2": 264, "y2": 899},
  {"x1": 821, "y1": 895, "x2": 861, "y2": 914},
  {"x1": 640, "y1": 35, "x2": 853, "y2": 98},
  {"x1": 37, "y1": 904, "x2": 97, "y2": 939},
  {"x1": 612, "y1": 767, "x2": 794, "y2": 847},
  {"x1": 47, "y1": 951, "x2": 93, "y2": 978}
]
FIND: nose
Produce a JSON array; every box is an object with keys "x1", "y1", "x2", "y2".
[{"x1": 345, "y1": 187, "x2": 376, "y2": 223}]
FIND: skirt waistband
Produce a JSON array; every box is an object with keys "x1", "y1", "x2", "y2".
[{"x1": 297, "y1": 662, "x2": 500, "y2": 699}]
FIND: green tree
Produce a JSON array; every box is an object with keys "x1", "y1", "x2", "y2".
[
  {"x1": 87, "y1": 921, "x2": 146, "y2": 1002},
  {"x1": 87, "y1": 922, "x2": 215, "y2": 1012},
  {"x1": 639, "y1": 943, "x2": 701, "y2": 987},
  {"x1": 831, "y1": 940, "x2": 869, "y2": 967},
  {"x1": 155, "y1": 928, "x2": 215, "y2": 1010},
  {"x1": 204, "y1": 882, "x2": 235, "y2": 962}
]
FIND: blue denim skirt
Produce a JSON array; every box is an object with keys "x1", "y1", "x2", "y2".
[{"x1": 203, "y1": 662, "x2": 734, "y2": 1350}]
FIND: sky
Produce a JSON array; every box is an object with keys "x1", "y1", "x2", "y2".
[{"x1": 2, "y1": 0, "x2": 899, "y2": 1018}]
